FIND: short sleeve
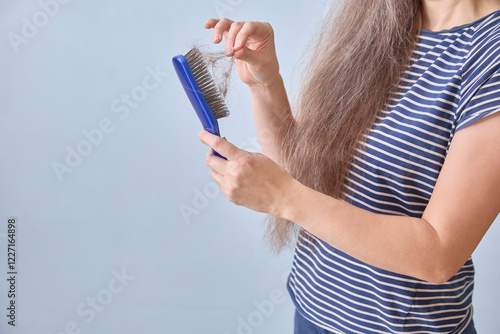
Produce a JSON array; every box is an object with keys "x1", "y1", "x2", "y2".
[
  {"x1": 455, "y1": 69, "x2": 500, "y2": 132},
  {"x1": 455, "y1": 35, "x2": 500, "y2": 132}
]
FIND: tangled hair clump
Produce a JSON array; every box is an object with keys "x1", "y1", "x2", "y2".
[{"x1": 190, "y1": 45, "x2": 235, "y2": 99}]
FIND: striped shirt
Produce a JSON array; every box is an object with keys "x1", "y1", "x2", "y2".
[{"x1": 288, "y1": 10, "x2": 500, "y2": 334}]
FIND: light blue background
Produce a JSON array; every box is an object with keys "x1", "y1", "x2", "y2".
[{"x1": 0, "y1": 1, "x2": 498, "y2": 333}]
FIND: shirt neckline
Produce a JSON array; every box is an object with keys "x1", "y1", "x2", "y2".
[{"x1": 420, "y1": 9, "x2": 500, "y2": 35}]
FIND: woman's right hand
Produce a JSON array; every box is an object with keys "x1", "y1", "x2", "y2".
[{"x1": 204, "y1": 18, "x2": 280, "y2": 88}]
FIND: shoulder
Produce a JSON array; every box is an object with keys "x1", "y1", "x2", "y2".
[
  {"x1": 466, "y1": 12, "x2": 500, "y2": 65},
  {"x1": 470, "y1": 11, "x2": 500, "y2": 45},
  {"x1": 460, "y1": 13, "x2": 500, "y2": 92}
]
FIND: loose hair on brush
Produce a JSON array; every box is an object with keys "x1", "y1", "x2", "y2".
[
  {"x1": 265, "y1": 0, "x2": 423, "y2": 252},
  {"x1": 190, "y1": 45, "x2": 234, "y2": 100}
]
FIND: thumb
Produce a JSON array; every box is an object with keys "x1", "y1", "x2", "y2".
[{"x1": 233, "y1": 47, "x2": 262, "y2": 65}]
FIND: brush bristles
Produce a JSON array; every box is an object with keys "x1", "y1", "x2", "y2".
[{"x1": 184, "y1": 48, "x2": 230, "y2": 120}]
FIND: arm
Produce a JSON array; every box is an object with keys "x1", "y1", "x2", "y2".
[
  {"x1": 281, "y1": 112, "x2": 500, "y2": 284},
  {"x1": 205, "y1": 19, "x2": 294, "y2": 164},
  {"x1": 248, "y1": 76, "x2": 294, "y2": 164},
  {"x1": 199, "y1": 112, "x2": 500, "y2": 284}
]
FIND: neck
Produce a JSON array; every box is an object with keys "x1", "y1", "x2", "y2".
[{"x1": 422, "y1": 0, "x2": 500, "y2": 31}]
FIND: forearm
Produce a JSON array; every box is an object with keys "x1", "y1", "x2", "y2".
[
  {"x1": 282, "y1": 180, "x2": 458, "y2": 284},
  {"x1": 248, "y1": 74, "x2": 294, "y2": 165}
]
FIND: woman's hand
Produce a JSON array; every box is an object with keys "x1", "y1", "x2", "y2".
[
  {"x1": 204, "y1": 18, "x2": 280, "y2": 87},
  {"x1": 198, "y1": 130, "x2": 298, "y2": 216}
]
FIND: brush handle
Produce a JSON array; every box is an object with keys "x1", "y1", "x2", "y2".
[{"x1": 172, "y1": 54, "x2": 227, "y2": 160}]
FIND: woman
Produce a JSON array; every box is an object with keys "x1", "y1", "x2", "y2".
[{"x1": 199, "y1": 0, "x2": 500, "y2": 333}]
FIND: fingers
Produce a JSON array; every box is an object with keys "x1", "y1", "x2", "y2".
[
  {"x1": 234, "y1": 22, "x2": 269, "y2": 51},
  {"x1": 225, "y1": 21, "x2": 245, "y2": 56},
  {"x1": 206, "y1": 148, "x2": 225, "y2": 184},
  {"x1": 205, "y1": 19, "x2": 273, "y2": 55},
  {"x1": 205, "y1": 149, "x2": 227, "y2": 175},
  {"x1": 204, "y1": 18, "x2": 218, "y2": 29},
  {"x1": 209, "y1": 169, "x2": 224, "y2": 185},
  {"x1": 198, "y1": 130, "x2": 240, "y2": 160},
  {"x1": 233, "y1": 46, "x2": 260, "y2": 64},
  {"x1": 205, "y1": 18, "x2": 234, "y2": 44}
]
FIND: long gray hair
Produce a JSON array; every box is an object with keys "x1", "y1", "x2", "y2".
[{"x1": 266, "y1": 0, "x2": 422, "y2": 252}]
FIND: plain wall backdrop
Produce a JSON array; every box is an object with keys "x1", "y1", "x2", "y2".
[{"x1": 0, "y1": 0, "x2": 498, "y2": 333}]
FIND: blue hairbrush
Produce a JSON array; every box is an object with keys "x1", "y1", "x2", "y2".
[{"x1": 172, "y1": 48, "x2": 230, "y2": 159}]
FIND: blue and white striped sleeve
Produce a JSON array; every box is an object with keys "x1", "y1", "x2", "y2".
[
  {"x1": 455, "y1": 34, "x2": 500, "y2": 132},
  {"x1": 456, "y1": 70, "x2": 500, "y2": 132}
]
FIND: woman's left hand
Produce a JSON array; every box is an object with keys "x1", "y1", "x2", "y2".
[{"x1": 198, "y1": 130, "x2": 297, "y2": 216}]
